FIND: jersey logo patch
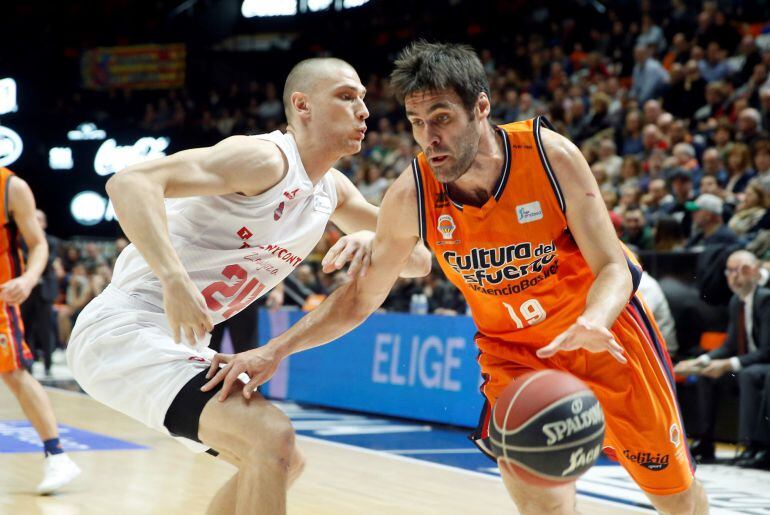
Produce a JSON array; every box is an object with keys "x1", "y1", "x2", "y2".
[
  {"x1": 437, "y1": 214, "x2": 457, "y2": 240},
  {"x1": 516, "y1": 201, "x2": 543, "y2": 224}
]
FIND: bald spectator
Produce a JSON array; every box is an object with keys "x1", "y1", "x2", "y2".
[
  {"x1": 686, "y1": 194, "x2": 740, "y2": 250},
  {"x1": 631, "y1": 45, "x2": 669, "y2": 103}
]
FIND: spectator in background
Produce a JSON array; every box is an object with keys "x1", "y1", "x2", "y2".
[
  {"x1": 699, "y1": 175, "x2": 726, "y2": 199},
  {"x1": 631, "y1": 45, "x2": 669, "y2": 103},
  {"x1": 686, "y1": 193, "x2": 740, "y2": 250},
  {"x1": 728, "y1": 181, "x2": 769, "y2": 237},
  {"x1": 725, "y1": 143, "x2": 757, "y2": 198},
  {"x1": 621, "y1": 207, "x2": 654, "y2": 250},
  {"x1": 701, "y1": 147, "x2": 729, "y2": 186},
  {"x1": 737, "y1": 108, "x2": 764, "y2": 147},
  {"x1": 759, "y1": 87, "x2": 770, "y2": 133},
  {"x1": 619, "y1": 110, "x2": 644, "y2": 156},
  {"x1": 654, "y1": 215, "x2": 687, "y2": 251},
  {"x1": 356, "y1": 163, "x2": 390, "y2": 205},
  {"x1": 642, "y1": 177, "x2": 672, "y2": 222},
  {"x1": 618, "y1": 155, "x2": 642, "y2": 189},
  {"x1": 674, "y1": 250, "x2": 770, "y2": 465},
  {"x1": 698, "y1": 42, "x2": 731, "y2": 83},
  {"x1": 754, "y1": 140, "x2": 770, "y2": 192},
  {"x1": 661, "y1": 168, "x2": 695, "y2": 236},
  {"x1": 598, "y1": 139, "x2": 623, "y2": 181},
  {"x1": 57, "y1": 264, "x2": 93, "y2": 344},
  {"x1": 665, "y1": 60, "x2": 707, "y2": 119}
]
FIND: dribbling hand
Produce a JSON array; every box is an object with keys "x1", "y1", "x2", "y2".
[
  {"x1": 321, "y1": 231, "x2": 373, "y2": 278},
  {"x1": 536, "y1": 316, "x2": 627, "y2": 364},
  {"x1": 161, "y1": 273, "x2": 213, "y2": 345},
  {"x1": 201, "y1": 346, "x2": 282, "y2": 401}
]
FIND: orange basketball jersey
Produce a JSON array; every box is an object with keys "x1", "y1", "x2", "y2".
[
  {"x1": 0, "y1": 167, "x2": 24, "y2": 284},
  {"x1": 0, "y1": 167, "x2": 32, "y2": 372},
  {"x1": 412, "y1": 117, "x2": 641, "y2": 350}
]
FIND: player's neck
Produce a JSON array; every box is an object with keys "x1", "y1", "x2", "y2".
[
  {"x1": 288, "y1": 128, "x2": 338, "y2": 183},
  {"x1": 448, "y1": 124, "x2": 505, "y2": 206}
]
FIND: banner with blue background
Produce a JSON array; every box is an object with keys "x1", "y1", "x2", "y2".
[{"x1": 259, "y1": 309, "x2": 484, "y2": 428}]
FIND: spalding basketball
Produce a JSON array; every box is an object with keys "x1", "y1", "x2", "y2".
[{"x1": 487, "y1": 370, "x2": 605, "y2": 487}]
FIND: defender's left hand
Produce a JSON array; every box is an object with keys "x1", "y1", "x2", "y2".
[
  {"x1": 321, "y1": 231, "x2": 373, "y2": 278},
  {"x1": 536, "y1": 316, "x2": 627, "y2": 364}
]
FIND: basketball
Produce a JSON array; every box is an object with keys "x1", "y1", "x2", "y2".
[{"x1": 488, "y1": 370, "x2": 605, "y2": 487}]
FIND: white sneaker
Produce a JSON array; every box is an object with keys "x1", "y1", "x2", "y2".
[{"x1": 37, "y1": 453, "x2": 81, "y2": 494}]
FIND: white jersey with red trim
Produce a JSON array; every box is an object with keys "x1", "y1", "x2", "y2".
[{"x1": 110, "y1": 130, "x2": 337, "y2": 324}]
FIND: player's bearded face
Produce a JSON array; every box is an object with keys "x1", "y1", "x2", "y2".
[{"x1": 406, "y1": 90, "x2": 481, "y2": 183}]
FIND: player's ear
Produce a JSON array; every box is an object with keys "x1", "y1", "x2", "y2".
[
  {"x1": 291, "y1": 92, "x2": 311, "y2": 120},
  {"x1": 476, "y1": 92, "x2": 490, "y2": 120}
]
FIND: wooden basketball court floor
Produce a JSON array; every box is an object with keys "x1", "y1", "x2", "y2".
[{"x1": 0, "y1": 385, "x2": 661, "y2": 515}]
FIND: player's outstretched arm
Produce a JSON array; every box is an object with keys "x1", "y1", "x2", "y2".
[
  {"x1": 535, "y1": 129, "x2": 630, "y2": 364},
  {"x1": 326, "y1": 169, "x2": 431, "y2": 278},
  {"x1": 0, "y1": 177, "x2": 48, "y2": 305},
  {"x1": 105, "y1": 136, "x2": 286, "y2": 344},
  {"x1": 202, "y1": 167, "x2": 422, "y2": 400}
]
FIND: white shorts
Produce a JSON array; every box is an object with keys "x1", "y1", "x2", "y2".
[{"x1": 67, "y1": 284, "x2": 216, "y2": 451}]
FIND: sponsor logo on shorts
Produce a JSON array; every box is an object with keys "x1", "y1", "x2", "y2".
[
  {"x1": 542, "y1": 401, "x2": 604, "y2": 446},
  {"x1": 237, "y1": 226, "x2": 253, "y2": 249},
  {"x1": 623, "y1": 450, "x2": 670, "y2": 471},
  {"x1": 562, "y1": 443, "x2": 602, "y2": 476}
]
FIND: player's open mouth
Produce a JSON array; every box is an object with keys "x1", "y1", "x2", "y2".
[{"x1": 430, "y1": 155, "x2": 448, "y2": 164}]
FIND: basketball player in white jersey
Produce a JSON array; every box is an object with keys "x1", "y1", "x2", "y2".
[{"x1": 66, "y1": 57, "x2": 430, "y2": 515}]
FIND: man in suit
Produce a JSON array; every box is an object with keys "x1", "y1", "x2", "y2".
[{"x1": 675, "y1": 250, "x2": 770, "y2": 463}]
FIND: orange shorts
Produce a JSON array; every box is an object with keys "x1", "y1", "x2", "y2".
[
  {"x1": 471, "y1": 296, "x2": 695, "y2": 496},
  {"x1": 0, "y1": 302, "x2": 33, "y2": 373}
]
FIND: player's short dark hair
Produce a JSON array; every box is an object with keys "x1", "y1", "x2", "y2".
[{"x1": 390, "y1": 41, "x2": 490, "y2": 112}]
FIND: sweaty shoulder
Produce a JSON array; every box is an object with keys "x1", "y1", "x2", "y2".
[
  {"x1": 209, "y1": 135, "x2": 288, "y2": 196},
  {"x1": 539, "y1": 127, "x2": 582, "y2": 172}
]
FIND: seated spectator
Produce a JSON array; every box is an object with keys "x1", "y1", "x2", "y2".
[
  {"x1": 598, "y1": 139, "x2": 623, "y2": 181},
  {"x1": 686, "y1": 193, "x2": 741, "y2": 249},
  {"x1": 700, "y1": 147, "x2": 729, "y2": 186},
  {"x1": 753, "y1": 140, "x2": 770, "y2": 192},
  {"x1": 356, "y1": 163, "x2": 390, "y2": 205},
  {"x1": 619, "y1": 110, "x2": 644, "y2": 156},
  {"x1": 621, "y1": 207, "x2": 654, "y2": 250},
  {"x1": 698, "y1": 42, "x2": 731, "y2": 83},
  {"x1": 737, "y1": 107, "x2": 765, "y2": 147},
  {"x1": 641, "y1": 177, "x2": 672, "y2": 222},
  {"x1": 654, "y1": 215, "x2": 687, "y2": 251},
  {"x1": 57, "y1": 263, "x2": 93, "y2": 344},
  {"x1": 725, "y1": 143, "x2": 757, "y2": 199},
  {"x1": 631, "y1": 45, "x2": 669, "y2": 103},
  {"x1": 728, "y1": 181, "x2": 769, "y2": 236},
  {"x1": 698, "y1": 175, "x2": 726, "y2": 199},
  {"x1": 674, "y1": 251, "x2": 770, "y2": 464},
  {"x1": 660, "y1": 168, "x2": 695, "y2": 235},
  {"x1": 618, "y1": 155, "x2": 642, "y2": 189}
]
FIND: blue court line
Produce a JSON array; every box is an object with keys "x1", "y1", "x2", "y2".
[{"x1": 0, "y1": 420, "x2": 146, "y2": 454}]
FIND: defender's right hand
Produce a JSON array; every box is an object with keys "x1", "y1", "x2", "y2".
[{"x1": 161, "y1": 274, "x2": 214, "y2": 345}]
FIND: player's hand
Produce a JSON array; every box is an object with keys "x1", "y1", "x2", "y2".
[
  {"x1": 321, "y1": 231, "x2": 373, "y2": 278},
  {"x1": 0, "y1": 275, "x2": 35, "y2": 305},
  {"x1": 161, "y1": 273, "x2": 213, "y2": 345},
  {"x1": 536, "y1": 316, "x2": 627, "y2": 364},
  {"x1": 201, "y1": 345, "x2": 284, "y2": 401},
  {"x1": 701, "y1": 358, "x2": 733, "y2": 379}
]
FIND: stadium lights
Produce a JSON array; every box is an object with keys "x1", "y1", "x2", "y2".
[
  {"x1": 49, "y1": 147, "x2": 74, "y2": 170},
  {"x1": 70, "y1": 191, "x2": 108, "y2": 226},
  {"x1": 93, "y1": 136, "x2": 170, "y2": 176},
  {"x1": 241, "y1": 0, "x2": 370, "y2": 17},
  {"x1": 0, "y1": 125, "x2": 23, "y2": 167},
  {"x1": 0, "y1": 78, "x2": 17, "y2": 115},
  {"x1": 68, "y1": 123, "x2": 107, "y2": 141}
]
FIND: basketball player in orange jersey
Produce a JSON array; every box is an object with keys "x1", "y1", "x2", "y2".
[
  {"x1": 0, "y1": 167, "x2": 81, "y2": 494},
  {"x1": 205, "y1": 42, "x2": 711, "y2": 514}
]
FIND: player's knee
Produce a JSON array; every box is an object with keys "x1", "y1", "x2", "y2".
[
  {"x1": 241, "y1": 408, "x2": 295, "y2": 465},
  {"x1": 0, "y1": 369, "x2": 25, "y2": 393},
  {"x1": 649, "y1": 484, "x2": 701, "y2": 515}
]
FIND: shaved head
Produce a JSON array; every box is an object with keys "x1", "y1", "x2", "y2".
[{"x1": 283, "y1": 57, "x2": 355, "y2": 123}]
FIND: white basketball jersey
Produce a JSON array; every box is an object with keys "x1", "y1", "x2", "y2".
[{"x1": 110, "y1": 130, "x2": 337, "y2": 324}]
